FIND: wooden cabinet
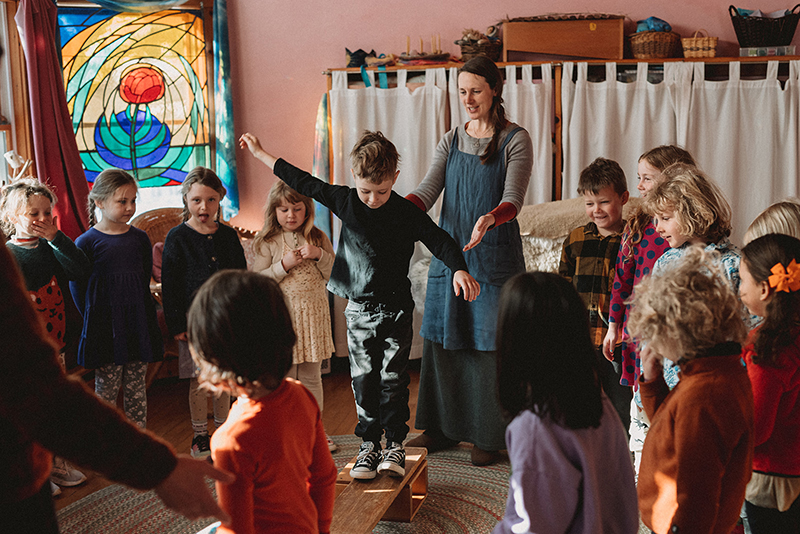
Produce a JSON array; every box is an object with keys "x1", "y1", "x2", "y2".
[{"x1": 503, "y1": 19, "x2": 625, "y2": 61}]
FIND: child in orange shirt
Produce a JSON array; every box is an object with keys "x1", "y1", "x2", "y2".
[
  {"x1": 628, "y1": 245, "x2": 754, "y2": 534},
  {"x1": 187, "y1": 271, "x2": 336, "y2": 534}
]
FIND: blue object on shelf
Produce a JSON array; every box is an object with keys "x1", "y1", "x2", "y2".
[{"x1": 636, "y1": 16, "x2": 672, "y2": 32}]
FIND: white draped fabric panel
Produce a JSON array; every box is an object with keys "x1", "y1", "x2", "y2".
[
  {"x1": 329, "y1": 68, "x2": 447, "y2": 196},
  {"x1": 561, "y1": 62, "x2": 680, "y2": 199},
  {"x1": 682, "y1": 61, "x2": 800, "y2": 244},
  {"x1": 330, "y1": 62, "x2": 800, "y2": 242},
  {"x1": 448, "y1": 64, "x2": 554, "y2": 205}
]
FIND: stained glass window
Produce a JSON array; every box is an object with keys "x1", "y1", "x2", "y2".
[{"x1": 58, "y1": 7, "x2": 210, "y2": 193}]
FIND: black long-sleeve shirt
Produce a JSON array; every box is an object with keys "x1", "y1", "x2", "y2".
[{"x1": 274, "y1": 159, "x2": 468, "y2": 309}]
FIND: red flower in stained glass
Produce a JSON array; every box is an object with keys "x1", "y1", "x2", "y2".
[{"x1": 120, "y1": 67, "x2": 165, "y2": 104}]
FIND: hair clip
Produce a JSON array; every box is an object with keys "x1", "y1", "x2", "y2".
[{"x1": 768, "y1": 259, "x2": 800, "y2": 293}]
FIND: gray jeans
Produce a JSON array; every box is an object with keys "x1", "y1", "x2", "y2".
[{"x1": 344, "y1": 300, "x2": 413, "y2": 444}]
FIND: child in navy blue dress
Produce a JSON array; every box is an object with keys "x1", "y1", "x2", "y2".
[{"x1": 70, "y1": 169, "x2": 162, "y2": 428}]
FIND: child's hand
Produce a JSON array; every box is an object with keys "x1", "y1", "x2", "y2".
[
  {"x1": 32, "y1": 215, "x2": 59, "y2": 242},
  {"x1": 453, "y1": 270, "x2": 481, "y2": 301},
  {"x1": 281, "y1": 249, "x2": 302, "y2": 271},
  {"x1": 238, "y1": 132, "x2": 262, "y2": 154},
  {"x1": 297, "y1": 244, "x2": 321, "y2": 261},
  {"x1": 239, "y1": 133, "x2": 278, "y2": 170},
  {"x1": 602, "y1": 323, "x2": 618, "y2": 362},
  {"x1": 175, "y1": 332, "x2": 188, "y2": 341},
  {"x1": 463, "y1": 214, "x2": 495, "y2": 251},
  {"x1": 639, "y1": 345, "x2": 662, "y2": 383}
]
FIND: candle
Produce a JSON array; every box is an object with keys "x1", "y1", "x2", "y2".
[
  {"x1": 437, "y1": 34, "x2": 441, "y2": 53},
  {"x1": 431, "y1": 35, "x2": 434, "y2": 54},
  {"x1": 419, "y1": 37, "x2": 423, "y2": 54},
  {"x1": 406, "y1": 35, "x2": 410, "y2": 55}
]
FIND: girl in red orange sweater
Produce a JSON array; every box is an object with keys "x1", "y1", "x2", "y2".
[
  {"x1": 188, "y1": 271, "x2": 336, "y2": 534},
  {"x1": 739, "y1": 233, "x2": 800, "y2": 534},
  {"x1": 628, "y1": 245, "x2": 753, "y2": 534}
]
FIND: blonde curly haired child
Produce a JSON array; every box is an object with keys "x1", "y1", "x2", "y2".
[{"x1": 627, "y1": 245, "x2": 753, "y2": 534}]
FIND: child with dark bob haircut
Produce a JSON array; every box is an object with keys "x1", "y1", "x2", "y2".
[
  {"x1": 493, "y1": 271, "x2": 638, "y2": 534},
  {"x1": 187, "y1": 270, "x2": 336, "y2": 534}
]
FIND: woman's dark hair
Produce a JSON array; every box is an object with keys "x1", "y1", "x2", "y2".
[
  {"x1": 496, "y1": 271, "x2": 603, "y2": 429},
  {"x1": 459, "y1": 56, "x2": 507, "y2": 165},
  {"x1": 187, "y1": 270, "x2": 295, "y2": 388},
  {"x1": 742, "y1": 233, "x2": 800, "y2": 366}
]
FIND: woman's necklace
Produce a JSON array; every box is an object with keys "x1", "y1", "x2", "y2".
[{"x1": 467, "y1": 122, "x2": 492, "y2": 148}]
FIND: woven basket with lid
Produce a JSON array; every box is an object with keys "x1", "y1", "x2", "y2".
[{"x1": 682, "y1": 29, "x2": 718, "y2": 58}]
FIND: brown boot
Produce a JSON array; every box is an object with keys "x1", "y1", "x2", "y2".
[
  {"x1": 470, "y1": 445, "x2": 500, "y2": 466},
  {"x1": 406, "y1": 430, "x2": 459, "y2": 452}
]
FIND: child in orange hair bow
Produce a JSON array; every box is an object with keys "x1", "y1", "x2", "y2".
[{"x1": 739, "y1": 233, "x2": 800, "y2": 534}]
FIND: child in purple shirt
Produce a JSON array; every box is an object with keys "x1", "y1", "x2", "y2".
[{"x1": 493, "y1": 272, "x2": 637, "y2": 534}]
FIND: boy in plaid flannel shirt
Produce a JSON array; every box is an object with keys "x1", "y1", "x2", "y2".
[{"x1": 559, "y1": 157, "x2": 631, "y2": 433}]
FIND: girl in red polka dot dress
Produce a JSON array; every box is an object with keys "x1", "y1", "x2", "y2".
[
  {"x1": 1, "y1": 179, "x2": 91, "y2": 494},
  {"x1": 602, "y1": 147, "x2": 697, "y2": 386},
  {"x1": 600, "y1": 146, "x2": 695, "y2": 473}
]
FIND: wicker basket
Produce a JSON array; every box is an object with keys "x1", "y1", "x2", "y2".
[
  {"x1": 459, "y1": 40, "x2": 502, "y2": 62},
  {"x1": 682, "y1": 29, "x2": 719, "y2": 58},
  {"x1": 730, "y1": 4, "x2": 800, "y2": 47},
  {"x1": 629, "y1": 31, "x2": 682, "y2": 59}
]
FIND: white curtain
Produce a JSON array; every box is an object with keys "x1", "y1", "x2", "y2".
[
  {"x1": 329, "y1": 68, "x2": 447, "y2": 195},
  {"x1": 681, "y1": 61, "x2": 800, "y2": 245},
  {"x1": 561, "y1": 62, "x2": 680, "y2": 199},
  {"x1": 448, "y1": 64, "x2": 554, "y2": 205}
]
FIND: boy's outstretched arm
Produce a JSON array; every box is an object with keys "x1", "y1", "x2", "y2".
[
  {"x1": 453, "y1": 270, "x2": 480, "y2": 302},
  {"x1": 239, "y1": 133, "x2": 277, "y2": 170}
]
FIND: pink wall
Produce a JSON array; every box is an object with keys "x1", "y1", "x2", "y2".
[{"x1": 227, "y1": 0, "x2": 800, "y2": 230}]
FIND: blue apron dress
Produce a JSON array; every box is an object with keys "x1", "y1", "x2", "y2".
[{"x1": 415, "y1": 126, "x2": 526, "y2": 450}]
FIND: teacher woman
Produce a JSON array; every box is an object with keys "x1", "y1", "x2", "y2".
[{"x1": 406, "y1": 56, "x2": 532, "y2": 465}]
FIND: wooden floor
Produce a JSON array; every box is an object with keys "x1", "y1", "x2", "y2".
[{"x1": 54, "y1": 358, "x2": 420, "y2": 511}]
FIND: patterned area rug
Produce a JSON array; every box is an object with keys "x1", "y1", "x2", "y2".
[{"x1": 57, "y1": 435, "x2": 512, "y2": 534}]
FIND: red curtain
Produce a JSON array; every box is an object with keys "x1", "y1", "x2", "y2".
[{"x1": 15, "y1": 0, "x2": 89, "y2": 240}]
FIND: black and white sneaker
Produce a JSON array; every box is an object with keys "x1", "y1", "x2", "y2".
[
  {"x1": 350, "y1": 441, "x2": 381, "y2": 480},
  {"x1": 191, "y1": 433, "x2": 211, "y2": 459},
  {"x1": 378, "y1": 441, "x2": 405, "y2": 477}
]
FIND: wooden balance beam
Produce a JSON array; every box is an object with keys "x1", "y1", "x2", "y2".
[{"x1": 330, "y1": 447, "x2": 428, "y2": 534}]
